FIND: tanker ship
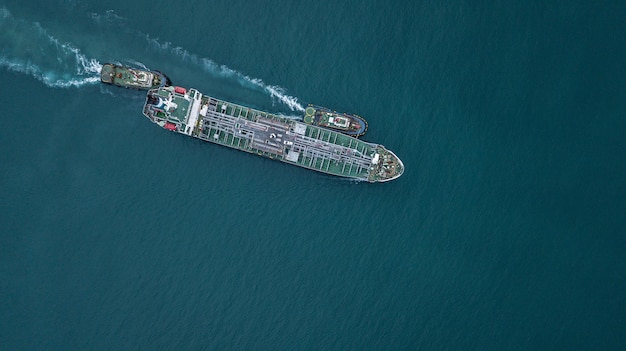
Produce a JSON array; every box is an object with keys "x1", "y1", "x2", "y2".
[{"x1": 142, "y1": 86, "x2": 403, "y2": 182}]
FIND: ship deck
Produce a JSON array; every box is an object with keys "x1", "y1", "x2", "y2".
[{"x1": 197, "y1": 96, "x2": 375, "y2": 178}]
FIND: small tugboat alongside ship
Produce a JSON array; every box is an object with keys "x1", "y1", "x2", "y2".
[
  {"x1": 303, "y1": 105, "x2": 368, "y2": 137},
  {"x1": 142, "y1": 86, "x2": 403, "y2": 182},
  {"x1": 100, "y1": 63, "x2": 172, "y2": 90}
]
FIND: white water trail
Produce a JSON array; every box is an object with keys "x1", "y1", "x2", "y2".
[
  {"x1": 263, "y1": 84, "x2": 306, "y2": 112},
  {"x1": 89, "y1": 10, "x2": 125, "y2": 25},
  {"x1": 147, "y1": 36, "x2": 306, "y2": 112},
  {"x1": 0, "y1": 7, "x2": 102, "y2": 88}
]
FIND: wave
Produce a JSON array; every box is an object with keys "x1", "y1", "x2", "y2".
[
  {"x1": 146, "y1": 36, "x2": 305, "y2": 112},
  {"x1": 89, "y1": 9, "x2": 126, "y2": 26},
  {"x1": 0, "y1": 57, "x2": 99, "y2": 87},
  {"x1": 0, "y1": 7, "x2": 101, "y2": 88},
  {"x1": 261, "y1": 83, "x2": 306, "y2": 113}
]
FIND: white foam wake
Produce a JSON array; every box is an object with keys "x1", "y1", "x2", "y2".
[
  {"x1": 263, "y1": 84, "x2": 306, "y2": 113},
  {"x1": 89, "y1": 9, "x2": 125, "y2": 25},
  {"x1": 0, "y1": 57, "x2": 100, "y2": 87},
  {"x1": 0, "y1": 7, "x2": 102, "y2": 88},
  {"x1": 147, "y1": 36, "x2": 306, "y2": 112}
]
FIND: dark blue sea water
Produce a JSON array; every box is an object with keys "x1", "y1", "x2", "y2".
[{"x1": 1, "y1": 1, "x2": 625, "y2": 349}]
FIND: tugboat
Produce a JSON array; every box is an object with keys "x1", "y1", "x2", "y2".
[
  {"x1": 100, "y1": 63, "x2": 172, "y2": 90},
  {"x1": 303, "y1": 105, "x2": 368, "y2": 137}
]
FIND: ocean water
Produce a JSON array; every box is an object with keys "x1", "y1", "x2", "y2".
[{"x1": 1, "y1": 1, "x2": 625, "y2": 349}]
